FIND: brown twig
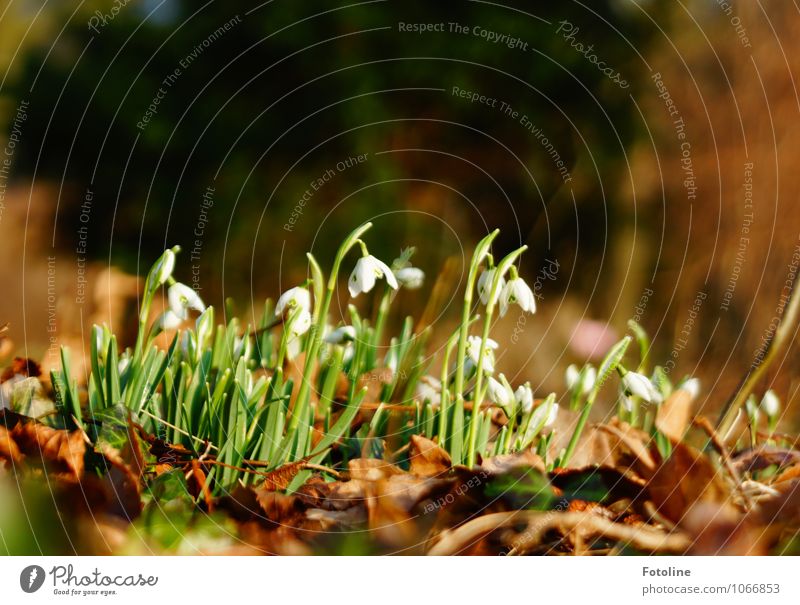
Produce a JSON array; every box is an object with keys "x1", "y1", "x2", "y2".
[
  {"x1": 693, "y1": 415, "x2": 753, "y2": 509},
  {"x1": 426, "y1": 510, "x2": 690, "y2": 556}
]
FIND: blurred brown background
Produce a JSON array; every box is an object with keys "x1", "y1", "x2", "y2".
[{"x1": 1, "y1": 1, "x2": 799, "y2": 427}]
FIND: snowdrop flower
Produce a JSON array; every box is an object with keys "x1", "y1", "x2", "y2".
[
  {"x1": 395, "y1": 266, "x2": 425, "y2": 290},
  {"x1": 477, "y1": 268, "x2": 505, "y2": 306},
  {"x1": 515, "y1": 382, "x2": 534, "y2": 414},
  {"x1": 195, "y1": 307, "x2": 215, "y2": 347},
  {"x1": 566, "y1": 364, "x2": 596, "y2": 395},
  {"x1": 619, "y1": 393, "x2": 634, "y2": 413},
  {"x1": 150, "y1": 247, "x2": 177, "y2": 289},
  {"x1": 349, "y1": 254, "x2": 398, "y2": 297},
  {"x1": 761, "y1": 390, "x2": 780, "y2": 418},
  {"x1": 325, "y1": 325, "x2": 357, "y2": 344},
  {"x1": 530, "y1": 401, "x2": 558, "y2": 429},
  {"x1": 275, "y1": 286, "x2": 311, "y2": 317},
  {"x1": 466, "y1": 335, "x2": 499, "y2": 374},
  {"x1": 168, "y1": 282, "x2": 205, "y2": 319},
  {"x1": 92, "y1": 325, "x2": 108, "y2": 360},
  {"x1": 565, "y1": 364, "x2": 580, "y2": 390},
  {"x1": 583, "y1": 366, "x2": 597, "y2": 393},
  {"x1": 288, "y1": 308, "x2": 312, "y2": 336},
  {"x1": 415, "y1": 376, "x2": 442, "y2": 408},
  {"x1": 621, "y1": 371, "x2": 660, "y2": 403},
  {"x1": 157, "y1": 309, "x2": 184, "y2": 330},
  {"x1": 680, "y1": 377, "x2": 701, "y2": 399},
  {"x1": 487, "y1": 375, "x2": 514, "y2": 410},
  {"x1": 284, "y1": 310, "x2": 311, "y2": 359},
  {"x1": 499, "y1": 275, "x2": 536, "y2": 317}
]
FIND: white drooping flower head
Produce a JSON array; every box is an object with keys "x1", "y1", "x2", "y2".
[
  {"x1": 680, "y1": 377, "x2": 701, "y2": 399},
  {"x1": 415, "y1": 375, "x2": 442, "y2": 408},
  {"x1": 477, "y1": 267, "x2": 505, "y2": 306},
  {"x1": 621, "y1": 370, "x2": 661, "y2": 404},
  {"x1": 466, "y1": 335, "x2": 499, "y2": 374},
  {"x1": 567, "y1": 364, "x2": 596, "y2": 396},
  {"x1": 530, "y1": 400, "x2": 558, "y2": 429},
  {"x1": 565, "y1": 364, "x2": 580, "y2": 390},
  {"x1": 324, "y1": 325, "x2": 357, "y2": 344},
  {"x1": 582, "y1": 366, "x2": 597, "y2": 394},
  {"x1": 195, "y1": 307, "x2": 215, "y2": 348},
  {"x1": 157, "y1": 309, "x2": 184, "y2": 330},
  {"x1": 487, "y1": 374, "x2": 514, "y2": 410},
  {"x1": 619, "y1": 393, "x2": 634, "y2": 413},
  {"x1": 349, "y1": 254, "x2": 398, "y2": 297},
  {"x1": 499, "y1": 276, "x2": 536, "y2": 317},
  {"x1": 283, "y1": 307, "x2": 312, "y2": 360},
  {"x1": 275, "y1": 286, "x2": 311, "y2": 317},
  {"x1": 150, "y1": 247, "x2": 177, "y2": 289},
  {"x1": 515, "y1": 382, "x2": 534, "y2": 414},
  {"x1": 168, "y1": 282, "x2": 205, "y2": 320},
  {"x1": 761, "y1": 389, "x2": 780, "y2": 418},
  {"x1": 395, "y1": 266, "x2": 425, "y2": 290},
  {"x1": 289, "y1": 308, "x2": 312, "y2": 336}
]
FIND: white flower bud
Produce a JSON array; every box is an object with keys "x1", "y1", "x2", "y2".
[
  {"x1": 761, "y1": 390, "x2": 780, "y2": 418},
  {"x1": 395, "y1": 266, "x2": 425, "y2": 289}
]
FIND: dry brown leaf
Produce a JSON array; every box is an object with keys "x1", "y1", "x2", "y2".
[
  {"x1": 186, "y1": 460, "x2": 213, "y2": 511},
  {"x1": 254, "y1": 489, "x2": 306, "y2": 526},
  {"x1": 347, "y1": 457, "x2": 404, "y2": 481},
  {"x1": 597, "y1": 422, "x2": 656, "y2": 472},
  {"x1": 409, "y1": 435, "x2": 451, "y2": 477},
  {"x1": 646, "y1": 442, "x2": 732, "y2": 523},
  {"x1": 656, "y1": 388, "x2": 694, "y2": 442},
  {"x1": 731, "y1": 446, "x2": 800, "y2": 474},
  {"x1": 305, "y1": 507, "x2": 366, "y2": 529},
  {"x1": 10, "y1": 420, "x2": 86, "y2": 481},
  {"x1": 681, "y1": 501, "x2": 767, "y2": 555},
  {"x1": 97, "y1": 444, "x2": 143, "y2": 520},
  {"x1": 754, "y1": 478, "x2": 800, "y2": 526},
  {"x1": 0, "y1": 425, "x2": 22, "y2": 464},
  {"x1": 774, "y1": 463, "x2": 800, "y2": 484},
  {"x1": 548, "y1": 414, "x2": 653, "y2": 472},
  {"x1": 477, "y1": 449, "x2": 546, "y2": 475}
]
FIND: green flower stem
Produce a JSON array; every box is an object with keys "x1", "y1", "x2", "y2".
[
  {"x1": 562, "y1": 336, "x2": 632, "y2": 467},
  {"x1": 437, "y1": 328, "x2": 460, "y2": 447},
  {"x1": 133, "y1": 246, "x2": 180, "y2": 365},
  {"x1": 562, "y1": 392, "x2": 595, "y2": 468},
  {"x1": 275, "y1": 306, "x2": 303, "y2": 371},
  {"x1": 452, "y1": 230, "x2": 499, "y2": 464},
  {"x1": 287, "y1": 223, "x2": 372, "y2": 436},
  {"x1": 465, "y1": 310, "x2": 494, "y2": 466},
  {"x1": 466, "y1": 245, "x2": 527, "y2": 467},
  {"x1": 370, "y1": 285, "x2": 393, "y2": 366}
]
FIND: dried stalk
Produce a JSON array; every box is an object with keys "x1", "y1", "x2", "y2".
[
  {"x1": 427, "y1": 510, "x2": 690, "y2": 556},
  {"x1": 716, "y1": 271, "x2": 800, "y2": 436}
]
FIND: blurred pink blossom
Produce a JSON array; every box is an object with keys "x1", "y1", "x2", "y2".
[{"x1": 569, "y1": 319, "x2": 619, "y2": 360}]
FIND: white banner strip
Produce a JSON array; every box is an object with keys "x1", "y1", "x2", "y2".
[{"x1": 1, "y1": 556, "x2": 798, "y2": 604}]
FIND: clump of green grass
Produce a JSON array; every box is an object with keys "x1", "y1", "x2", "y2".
[{"x1": 46, "y1": 223, "x2": 712, "y2": 495}]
